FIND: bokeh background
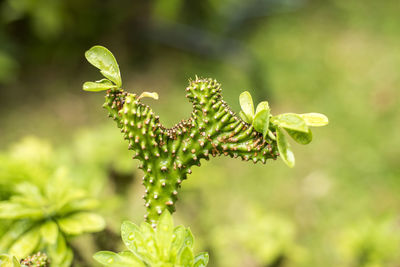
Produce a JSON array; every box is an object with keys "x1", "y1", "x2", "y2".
[{"x1": 1, "y1": 0, "x2": 400, "y2": 266}]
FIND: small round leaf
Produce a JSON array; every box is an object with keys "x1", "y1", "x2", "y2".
[
  {"x1": 286, "y1": 128, "x2": 313, "y2": 145},
  {"x1": 272, "y1": 113, "x2": 308, "y2": 133},
  {"x1": 255, "y1": 101, "x2": 269, "y2": 115},
  {"x1": 138, "y1": 92, "x2": 159, "y2": 100},
  {"x1": 85, "y1": 46, "x2": 122, "y2": 87},
  {"x1": 83, "y1": 79, "x2": 117, "y2": 92},
  {"x1": 253, "y1": 109, "x2": 270, "y2": 138},
  {"x1": 239, "y1": 91, "x2": 254, "y2": 122},
  {"x1": 276, "y1": 127, "x2": 295, "y2": 168},
  {"x1": 299, "y1": 113, "x2": 329, "y2": 127}
]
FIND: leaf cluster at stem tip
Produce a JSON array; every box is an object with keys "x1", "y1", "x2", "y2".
[
  {"x1": 239, "y1": 91, "x2": 329, "y2": 167},
  {"x1": 94, "y1": 210, "x2": 208, "y2": 267},
  {"x1": 83, "y1": 45, "x2": 158, "y2": 100}
]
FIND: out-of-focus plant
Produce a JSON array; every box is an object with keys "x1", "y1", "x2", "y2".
[
  {"x1": 0, "y1": 169, "x2": 105, "y2": 266},
  {"x1": 211, "y1": 209, "x2": 305, "y2": 267},
  {"x1": 337, "y1": 217, "x2": 400, "y2": 267},
  {"x1": 94, "y1": 211, "x2": 208, "y2": 267},
  {"x1": 0, "y1": 137, "x2": 54, "y2": 199}
]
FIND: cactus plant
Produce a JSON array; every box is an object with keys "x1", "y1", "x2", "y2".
[{"x1": 83, "y1": 45, "x2": 328, "y2": 225}]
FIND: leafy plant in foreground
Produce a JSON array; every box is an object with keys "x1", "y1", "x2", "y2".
[
  {"x1": 83, "y1": 45, "x2": 328, "y2": 224},
  {"x1": 0, "y1": 170, "x2": 105, "y2": 266},
  {"x1": 94, "y1": 211, "x2": 208, "y2": 267}
]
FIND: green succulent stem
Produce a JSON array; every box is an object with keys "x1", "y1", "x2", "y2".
[{"x1": 103, "y1": 77, "x2": 279, "y2": 224}]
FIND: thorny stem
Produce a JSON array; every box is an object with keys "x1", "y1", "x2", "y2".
[{"x1": 104, "y1": 77, "x2": 279, "y2": 224}]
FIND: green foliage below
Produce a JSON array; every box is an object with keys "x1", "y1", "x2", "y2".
[
  {"x1": 94, "y1": 211, "x2": 208, "y2": 267},
  {"x1": 0, "y1": 138, "x2": 106, "y2": 266}
]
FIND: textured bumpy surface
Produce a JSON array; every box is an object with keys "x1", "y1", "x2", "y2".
[{"x1": 104, "y1": 77, "x2": 279, "y2": 224}]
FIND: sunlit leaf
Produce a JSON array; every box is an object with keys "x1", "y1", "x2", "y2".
[
  {"x1": 194, "y1": 252, "x2": 209, "y2": 267},
  {"x1": 85, "y1": 46, "x2": 122, "y2": 87},
  {"x1": 9, "y1": 227, "x2": 40, "y2": 258},
  {"x1": 121, "y1": 221, "x2": 152, "y2": 263},
  {"x1": 276, "y1": 127, "x2": 295, "y2": 168},
  {"x1": 239, "y1": 111, "x2": 251, "y2": 124},
  {"x1": 178, "y1": 246, "x2": 194, "y2": 267},
  {"x1": 255, "y1": 101, "x2": 269, "y2": 115},
  {"x1": 139, "y1": 222, "x2": 157, "y2": 259},
  {"x1": 138, "y1": 92, "x2": 159, "y2": 100},
  {"x1": 286, "y1": 128, "x2": 313, "y2": 145},
  {"x1": 253, "y1": 109, "x2": 270, "y2": 138},
  {"x1": 170, "y1": 226, "x2": 186, "y2": 261},
  {"x1": 184, "y1": 229, "x2": 194, "y2": 250},
  {"x1": 40, "y1": 220, "x2": 58, "y2": 244},
  {"x1": 271, "y1": 113, "x2": 308, "y2": 133},
  {"x1": 57, "y1": 212, "x2": 105, "y2": 235},
  {"x1": 299, "y1": 113, "x2": 329, "y2": 127},
  {"x1": 83, "y1": 79, "x2": 118, "y2": 92},
  {"x1": 155, "y1": 211, "x2": 174, "y2": 261},
  {"x1": 239, "y1": 91, "x2": 254, "y2": 122}
]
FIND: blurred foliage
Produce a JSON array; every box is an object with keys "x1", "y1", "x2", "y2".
[{"x1": 1, "y1": 0, "x2": 400, "y2": 266}]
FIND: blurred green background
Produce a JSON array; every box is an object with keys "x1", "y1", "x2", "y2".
[{"x1": 1, "y1": 0, "x2": 400, "y2": 266}]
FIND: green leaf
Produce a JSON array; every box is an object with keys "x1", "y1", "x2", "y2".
[
  {"x1": 85, "y1": 46, "x2": 122, "y2": 87},
  {"x1": 138, "y1": 92, "x2": 159, "y2": 100},
  {"x1": 194, "y1": 252, "x2": 209, "y2": 267},
  {"x1": 253, "y1": 109, "x2": 270, "y2": 138},
  {"x1": 156, "y1": 210, "x2": 174, "y2": 261},
  {"x1": 121, "y1": 221, "x2": 141, "y2": 254},
  {"x1": 57, "y1": 198, "x2": 99, "y2": 216},
  {"x1": 46, "y1": 233, "x2": 67, "y2": 265},
  {"x1": 170, "y1": 226, "x2": 186, "y2": 261},
  {"x1": 0, "y1": 202, "x2": 43, "y2": 219},
  {"x1": 0, "y1": 254, "x2": 20, "y2": 267},
  {"x1": 93, "y1": 251, "x2": 145, "y2": 267},
  {"x1": 299, "y1": 113, "x2": 329, "y2": 127},
  {"x1": 83, "y1": 79, "x2": 118, "y2": 92},
  {"x1": 184, "y1": 229, "x2": 194, "y2": 250},
  {"x1": 276, "y1": 128, "x2": 295, "y2": 168},
  {"x1": 286, "y1": 128, "x2": 313, "y2": 145},
  {"x1": 139, "y1": 222, "x2": 157, "y2": 259},
  {"x1": 57, "y1": 212, "x2": 105, "y2": 235},
  {"x1": 239, "y1": 111, "x2": 251, "y2": 124},
  {"x1": 40, "y1": 220, "x2": 58, "y2": 244},
  {"x1": 271, "y1": 113, "x2": 308, "y2": 133},
  {"x1": 9, "y1": 227, "x2": 40, "y2": 258},
  {"x1": 0, "y1": 221, "x2": 35, "y2": 251},
  {"x1": 121, "y1": 221, "x2": 152, "y2": 263},
  {"x1": 239, "y1": 91, "x2": 254, "y2": 122},
  {"x1": 59, "y1": 248, "x2": 73, "y2": 267},
  {"x1": 255, "y1": 101, "x2": 269, "y2": 115},
  {"x1": 178, "y1": 246, "x2": 194, "y2": 267}
]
